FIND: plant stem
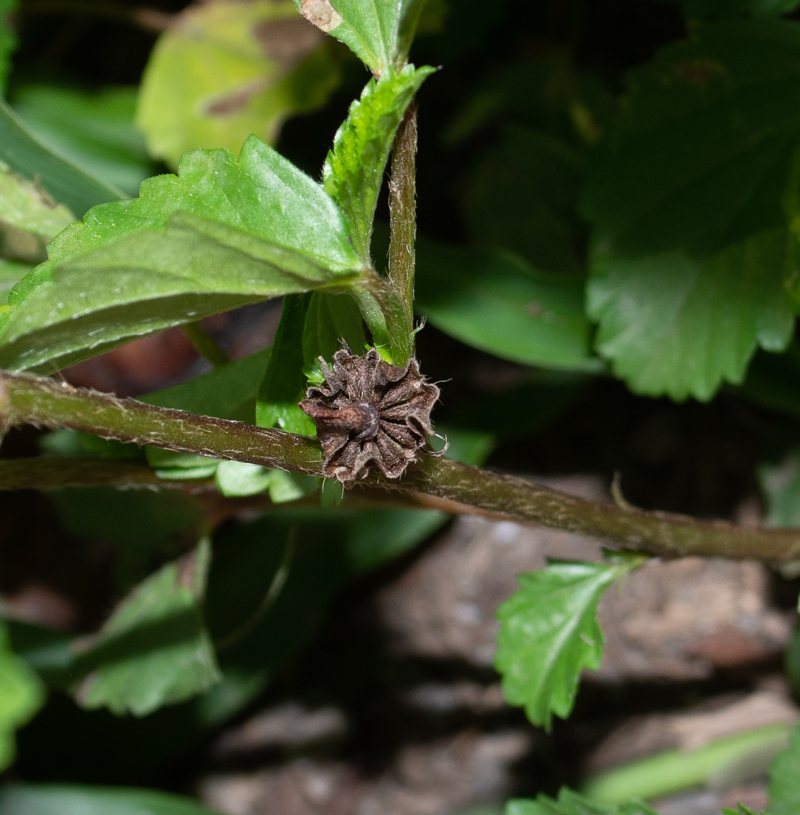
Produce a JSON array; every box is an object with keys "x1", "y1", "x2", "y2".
[
  {"x1": 386, "y1": 103, "x2": 418, "y2": 363},
  {"x1": 3, "y1": 370, "x2": 800, "y2": 562},
  {"x1": 182, "y1": 322, "x2": 229, "y2": 368}
]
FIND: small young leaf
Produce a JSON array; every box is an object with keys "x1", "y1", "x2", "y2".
[
  {"x1": 302, "y1": 291, "x2": 367, "y2": 381},
  {"x1": 768, "y1": 721, "x2": 800, "y2": 814},
  {"x1": 0, "y1": 784, "x2": 224, "y2": 815},
  {"x1": 74, "y1": 538, "x2": 221, "y2": 716},
  {"x1": 0, "y1": 621, "x2": 45, "y2": 772},
  {"x1": 506, "y1": 788, "x2": 659, "y2": 815},
  {"x1": 588, "y1": 227, "x2": 794, "y2": 401},
  {"x1": 294, "y1": 0, "x2": 430, "y2": 73},
  {"x1": 14, "y1": 84, "x2": 155, "y2": 196},
  {"x1": 415, "y1": 239, "x2": 601, "y2": 371},
  {"x1": 257, "y1": 293, "x2": 316, "y2": 434},
  {"x1": 494, "y1": 560, "x2": 625, "y2": 730},
  {"x1": 323, "y1": 65, "x2": 434, "y2": 262},
  {"x1": 0, "y1": 97, "x2": 123, "y2": 217},
  {"x1": 137, "y1": 0, "x2": 340, "y2": 167}
]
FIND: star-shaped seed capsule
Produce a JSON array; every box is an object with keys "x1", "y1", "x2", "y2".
[{"x1": 299, "y1": 344, "x2": 440, "y2": 485}]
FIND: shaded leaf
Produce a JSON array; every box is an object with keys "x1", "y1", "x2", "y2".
[
  {"x1": 506, "y1": 788, "x2": 658, "y2": 815},
  {"x1": 294, "y1": 0, "x2": 430, "y2": 73},
  {"x1": 494, "y1": 560, "x2": 629, "y2": 729},
  {"x1": 463, "y1": 127, "x2": 587, "y2": 273},
  {"x1": 415, "y1": 239, "x2": 600, "y2": 371},
  {"x1": 137, "y1": 0, "x2": 340, "y2": 167},
  {"x1": 14, "y1": 84, "x2": 155, "y2": 196},
  {"x1": 0, "y1": 620, "x2": 45, "y2": 771},
  {"x1": 588, "y1": 227, "x2": 794, "y2": 401},
  {"x1": 74, "y1": 538, "x2": 221, "y2": 716},
  {"x1": 0, "y1": 0, "x2": 15, "y2": 95},
  {"x1": 759, "y1": 449, "x2": 800, "y2": 527},
  {"x1": 768, "y1": 721, "x2": 800, "y2": 814},
  {"x1": 0, "y1": 784, "x2": 223, "y2": 815},
  {"x1": 303, "y1": 291, "x2": 367, "y2": 382},
  {"x1": 583, "y1": 20, "x2": 800, "y2": 399},
  {"x1": 323, "y1": 65, "x2": 434, "y2": 261},
  {"x1": 0, "y1": 97, "x2": 122, "y2": 217},
  {"x1": 257, "y1": 293, "x2": 316, "y2": 434},
  {"x1": 683, "y1": 0, "x2": 800, "y2": 18}
]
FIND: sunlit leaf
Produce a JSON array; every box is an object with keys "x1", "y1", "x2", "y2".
[
  {"x1": 323, "y1": 65, "x2": 434, "y2": 261},
  {"x1": 768, "y1": 721, "x2": 800, "y2": 814},
  {"x1": 294, "y1": 0, "x2": 430, "y2": 73},
  {"x1": 138, "y1": 0, "x2": 340, "y2": 167},
  {"x1": 506, "y1": 788, "x2": 659, "y2": 815},
  {"x1": 495, "y1": 559, "x2": 634, "y2": 729}
]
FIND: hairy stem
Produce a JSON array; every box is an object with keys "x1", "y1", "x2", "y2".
[
  {"x1": 2, "y1": 369, "x2": 800, "y2": 562},
  {"x1": 387, "y1": 103, "x2": 418, "y2": 352}
]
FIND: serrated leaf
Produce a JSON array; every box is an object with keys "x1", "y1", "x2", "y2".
[
  {"x1": 588, "y1": 227, "x2": 794, "y2": 401},
  {"x1": 294, "y1": 0, "x2": 429, "y2": 73},
  {"x1": 323, "y1": 65, "x2": 434, "y2": 261},
  {"x1": 768, "y1": 722, "x2": 800, "y2": 814},
  {"x1": 415, "y1": 238, "x2": 600, "y2": 371},
  {"x1": 14, "y1": 84, "x2": 155, "y2": 196},
  {"x1": 506, "y1": 788, "x2": 659, "y2": 815},
  {"x1": 494, "y1": 560, "x2": 624, "y2": 730},
  {"x1": 0, "y1": 259, "x2": 29, "y2": 304},
  {"x1": 0, "y1": 621, "x2": 45, "y2": 772},
  {"x1": 0, "y1": 0, "x2": 15, "y2": 96},
  {"x1": 0, "y1": 784, "x2": 224, "y2": 815},
  {"x1": 0, "y1": 97, "x2": 122, "y2": 217},
  {"x1": 583, "y1": 20, "x2": 800, "y2": 399},
  {"x1": 302, "y1": 291, "x2": 367, "y2": 381},
  {"x1": 137, "y1": 0, "x2": 340, "y2": 167},
  {"x1": 257, "y1": 293, "x2": 316, "y2": 434},
  {"x1": 0, "y1": 213, "x2": 359, "y2": 372},
  {"x1": 74, "y1": 538, "x2": 221, "y2": 716}
]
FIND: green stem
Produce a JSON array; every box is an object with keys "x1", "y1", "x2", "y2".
[
  {"x1": 182, "y1": 322, "x2": 229, "y2": 368},
  {"x1": 3, "y1": 369, "x2": 800, "y2": 562},
  {"x1": 387, "y1": 103, "x2": 418, "y2": 357}
]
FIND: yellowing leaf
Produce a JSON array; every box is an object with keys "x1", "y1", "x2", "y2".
[{"x1": 137, "y1": 0, "x2": 341, "y2": 167}]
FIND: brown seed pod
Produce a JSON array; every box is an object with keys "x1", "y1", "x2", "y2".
[{"x1": 299, "y1": 344, "x2": 440, "y2": 485}]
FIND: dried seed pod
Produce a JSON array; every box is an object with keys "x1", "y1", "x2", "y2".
[{"x1": 299, "y1": 344, "x2": 440, "y2": 485}]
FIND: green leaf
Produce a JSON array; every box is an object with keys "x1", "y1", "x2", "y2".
[
  {"x1": 583, "y1": 20, "x2": 800, "y2": 399},
  {"x1": 0, "y1": 621, "x2": 45, "y2": 772},
  {"x1": 588, "y1": 227, "x2": 795, "y2": 401},
  {"x1": 13, "y1": 85, "x2": 155, "y2": 196},
  {"x1": 768, "y1": 722, "x2": 800, "y2": 814},
  {"x1": 0, "y1": 97, "x2": 123, "y2": 217},
  {"x1": 722, "y1": 806, "x2": 766, "y2": 815},
  {"x1": 0, "y1": 210, "x2": 361, "y2": 372},
  {"x1": 294, "y1": 0, "x2": 430, "y2": 73},
  {"x1": 0, "y1": 784, "x2": 223, "y2": 815},
  {"x1": 74, "y1": 538, "x2": 221, "y2": 716},
  {"x1": 0, "y1": 161, "x2": 74, "y2": 241},
  {"x1": 137, "y1": 0, "x2": 341, "y2": 168},
  {"x1": 414, "y1": 239, "x2": 601, "y2": 371},
  {"x1": 0, "y1": 258, "x2": 29, "y2": 304},
  {"x1": 302, "y1": 291, "x2": 367, "y2": 381},
  {"x1": 506, "y1": 788, "x2": 659, "y2": 815},
  {"x1": 257, "y1": 293, "x2": 316, "y2": 434},
  {"x1": 494, "y1": 560, "x2": 626, "y2": 730},
  {"x1": 0, "y1": 0, "x2": 16, "y2": 95},
  {"x1": 758, "y1": 449, "x2": 800, "y2": 527},
  {"x1": 323, "y1": 65, "x2": 434, "y2": 262},
  {"x1": 683, "y1": 0, "x2": 800, "y2": 19},
  {"x1": 215, "y1": 461, "x2": 274, "y2": 497},
  {"x1": 142, "y1": 347, "x2": 271, "y2": 421},
  {"x1": 463, "y1": 127, "x2": 588, "y2": 273}
]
